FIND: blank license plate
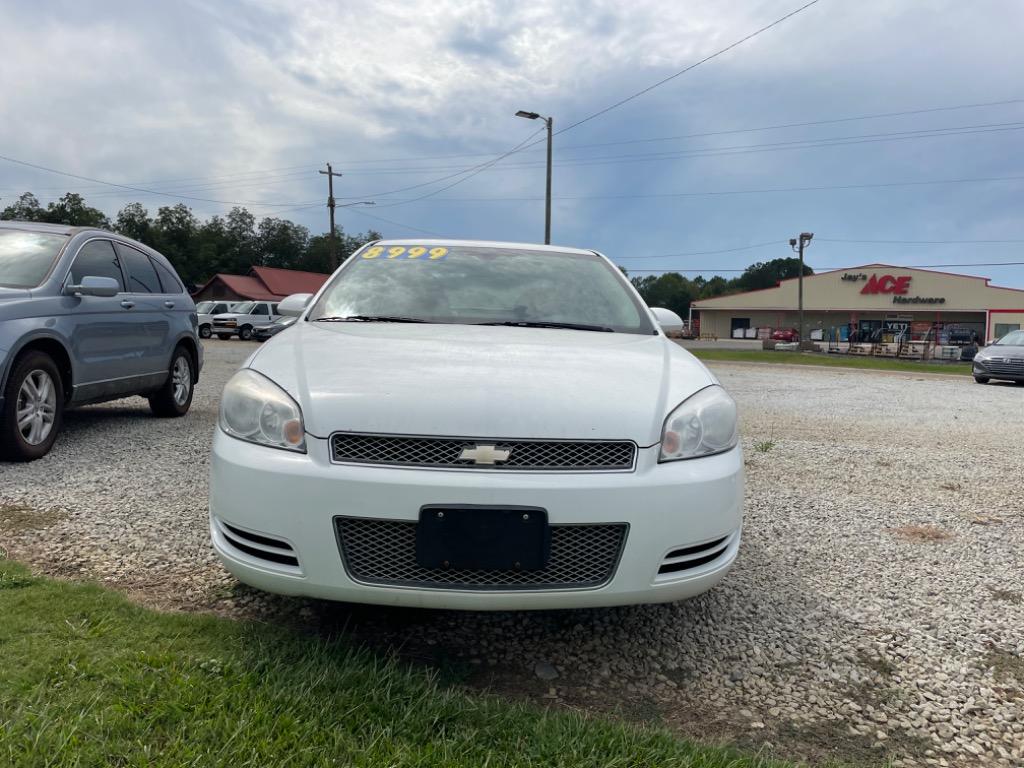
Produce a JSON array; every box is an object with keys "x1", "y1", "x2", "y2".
[{"x1": 416, "y1": 506, "x2": 549, "y2": 571}]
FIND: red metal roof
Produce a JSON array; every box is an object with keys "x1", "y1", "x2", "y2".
[
  {"x1": 192, "y1": 266, "x2": 330, "y2": 301},
  {"x1": 250, "y1": 266, "x2": 330, "y2": 297}
]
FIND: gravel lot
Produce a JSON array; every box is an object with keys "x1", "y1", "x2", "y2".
[{"x1": 2, "y1": 340, "x2": 1022, "y2": 767}]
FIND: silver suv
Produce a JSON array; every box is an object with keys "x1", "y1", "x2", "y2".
[{"x1": 0, "y1": 221, "x2": 202, "y2": 461}]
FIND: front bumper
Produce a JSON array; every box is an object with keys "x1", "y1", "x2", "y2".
[
  {"x1": 209, "y1": 431, "x2": 744, "y2": 610},
  {"x1": 973, "y1": 359, "x2": 1024, "y2": 381}
]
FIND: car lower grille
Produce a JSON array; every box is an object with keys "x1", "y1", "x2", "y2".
[
  {"x1": 980, "y1": 357, "x2": 1024, "y2": 376},
  {"x1": 335, "y1": 517, "x2": 628, "y2": 590},
  {"x1": 330, "y1": 433, "x2": 636, "y2": 471},
  {"x1": 215, "y1": 518, "x2": 300, "y2": 569},
  {"x1": 656, "y1": 534, "x2": 733, "y2": 576}
]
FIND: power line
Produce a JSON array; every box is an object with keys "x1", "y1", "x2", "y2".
[
  {"x1": 342, "y1": 175, "x2": 1024, "y2": 204},
  {"x1": 624, "y1": 261, "x2": 1024, "y2": 274},
  {"x1": 615, "y1": 241, "x2": 783, "y2": 259},
  {"x1": 818, "y1": 237, "x2": 1024, "y2": 244},
  {"x1": 338, "y1": 121, "x2": 1024, "y2": 179},
  {"x1": 555, "y1": 1, "x2": 822, "y2": 136},
  {"x1": 0, "y1": 153, "x2": 315, "y2": 208},
  {"x1": 339, "y1": 205, "x2": 446, "y2": 237},
  {"x1": 330, "y1": 97, "x2": 1024, "y2": 166}
]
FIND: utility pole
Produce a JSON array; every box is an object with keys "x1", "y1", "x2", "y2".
[
  {"x1": 789, "y1": 232, "x2": 814, "y2": 346},
  {"x1": 319, "y1": 163, "x2": 343, "y2": 270},
  {"x1": 515, "y1": 110, "x2": 554, "y2": 244}
]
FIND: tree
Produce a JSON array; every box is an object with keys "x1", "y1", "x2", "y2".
[
  {"x1": 42, "y1": 193, "x2": 110, "y2": 228},
  {"x1": 152, "y1": 204, "x2": 200, "y2": 283},
  {"x1": 735, "y1": 257, "x2": 812, "y2": 292},
  {"x1": 256, "y1": 217, "x2": 310, "y2": 268},
  {"x1": 0, "y1": 192, "x2": 44, "y2": 221},
  {"x1": 114, "y1": 202, "x2": 153, "y2": 243}
]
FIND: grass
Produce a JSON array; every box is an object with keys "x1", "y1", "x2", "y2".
[
  {"x1": 687, "y1": 349, "x2": 972, "y2": 376},
  {"x1": 0, "y1": 556, "x2": 796, "y2": 768}
]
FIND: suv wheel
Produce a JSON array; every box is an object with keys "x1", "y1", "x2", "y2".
[
  {"x1": 239, "y1": 325, "x2": 254, "y2": 341},
  {"x1": 149, "y1": 346, "x2": 195, "y2": 417},
  {"x1": 1, "y1": 351, "x2": 64, "y2": 461},
  {"x1": 199, "y1": 324, "x2": 212, "y2": 339}
]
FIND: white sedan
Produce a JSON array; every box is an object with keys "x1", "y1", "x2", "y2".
[{"x1": 209, "y1": 240, "x2": 743, "y2": 610}]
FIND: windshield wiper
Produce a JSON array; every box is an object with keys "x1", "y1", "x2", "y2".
[
  {"x1": 476, "y1": 320, "x2": 615, "y2": 333},
  {"x1": 313, "y1": 315, "x2": 428, "y2": 323}
]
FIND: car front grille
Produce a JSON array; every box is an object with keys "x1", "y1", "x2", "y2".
[
  {"x1": 981, "y1": 357, "x2": 1024, "y2": 376},
  {"x1": 330, "y1": 433, "x2": 636, "y2": 471},
  {"x1": 655, "y1": 532, "x2": 735, "y2": 578},
  {"x1": 335, "y1": 517, "x2": 628, "y2": 590}
]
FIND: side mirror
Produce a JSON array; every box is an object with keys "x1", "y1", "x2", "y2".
[
  {"x1": 277, "y1": 293, "x2": 313, "y2": 317},
  {"x1": 65, "y1": 275, "x2": 120, "y2": 298},
  {"x1": 650, "y1": 307, "x2": 683, "y2": 332}
]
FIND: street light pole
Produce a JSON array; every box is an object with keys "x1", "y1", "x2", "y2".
[
  {"x1": 516, "y1": 110, "x2": 553, "y2": 244},
  {"x1": 789, "y1": 232, "x2": 814, "y2": 345}
]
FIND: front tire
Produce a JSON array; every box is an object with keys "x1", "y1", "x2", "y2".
[
  {"x1": 199, "y1": 324, "x2": 212, "y2": 339},
  {"x1": 1, "y1": 351, "x2": 64, "y2": 461},
  {"x1": 974, "y1": 376, "x2": 989, "y2": 384},
  {"x1": 149, "y1": 346, "x2": 195, "y2": 417},
  {"x1": 239, "y1": 325, "x2": 254, "y2": 341}
]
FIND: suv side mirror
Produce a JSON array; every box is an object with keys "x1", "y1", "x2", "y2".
[
  {"x1": 65, "y1": 275, "x2": 120, "y2": 298},
  {"x1": 649, "y1": 307, "x2": 683, "y2": 332},
  {"x1": 278, "y1": 293, "x2": 313, "y2": 317}
]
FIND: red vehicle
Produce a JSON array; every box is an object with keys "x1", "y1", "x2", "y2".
[{"x1": 771, "y1": 328, "x2": 800, "y2": 342}]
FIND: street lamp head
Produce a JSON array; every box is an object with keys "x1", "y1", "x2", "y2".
[
  {"x1": 801, "y1": 232, "x2": 814, "y2": 242},
  {"x1": 515, "y1": 110, "x2": 541, "y2": 120}
]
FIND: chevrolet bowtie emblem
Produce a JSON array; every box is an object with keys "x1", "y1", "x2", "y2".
[{"x1": 459, "y1": 443, "x2": 511, "y2": 464}]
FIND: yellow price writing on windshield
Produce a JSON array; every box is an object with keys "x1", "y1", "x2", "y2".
[{"x1": 361, "y1": 245, "x2": 448, "y2": 261}]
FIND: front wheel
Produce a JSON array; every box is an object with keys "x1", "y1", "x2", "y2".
[
  {"x1": 1, "y1": 351, "x2": 64, "y2": 461},
  {"x1": 199, "y1": 324, "x2": 212, "y2": 339},
  {"x1": 238, "y1": 325, "x2": 254, "y2": 341},
  {"x1": 149, "y1": 347, "x2": 194, "y2": 417},
  {"x1": 974, "y1": 376, "x2": 989, "y2": 384}
]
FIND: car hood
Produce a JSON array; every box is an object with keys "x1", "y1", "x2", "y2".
[
  {"x1": 248, "y1": 322, "x2": 717, "y2": 444},
  {"x1": 978, "y1": 344, "x2": 1024, "y2": 357}
]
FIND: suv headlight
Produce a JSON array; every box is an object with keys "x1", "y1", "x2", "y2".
[
  {"x1": 659, "y1": 385, "x2": 738, "y2": 462},
  {"x1": 219, "y1": 369, "x2": 306, "y2": 452}
]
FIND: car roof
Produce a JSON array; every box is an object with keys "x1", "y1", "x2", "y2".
[
  {"x1": 0, "y1": 220, "x2": 88, "y2": 236},
  {"x1": 370, "y1": 238, "x2": 600, "y2": 256}
]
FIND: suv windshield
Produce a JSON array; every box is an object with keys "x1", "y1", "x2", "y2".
[
  {"x1": 233, "y1": 301, "x2": 256, "y2": 314},
  {"x1": 307, "y1": 244, "x2": 655, "y2": 334},
  {"x1": 995, "y1": 330, "x2": 1024, "y2": 345},
  {"x1": 196, "y1": 301, "x2": 215, "y2": 313},
  {"x1": 0, "y1": 230, "x2": 68, "y2": 288}
]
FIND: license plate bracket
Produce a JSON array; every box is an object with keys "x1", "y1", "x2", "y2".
[{"x1": 416, "y1": 505, "x2": 550, "y2": 571}]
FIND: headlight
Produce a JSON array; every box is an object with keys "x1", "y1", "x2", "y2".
[
  {"x1": 219, "y1": 369, "x2": 305, "y2": 452},
  {"x1": 659, "y1": 385, "x2": 738, "y2": 462}
]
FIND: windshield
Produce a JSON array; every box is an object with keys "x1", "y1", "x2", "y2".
[
  {"x1": 195, "y1": 301, "x2": 215, "y2": 313},
  {"x1": 0, "y1": 230, "x2": 68, "y2": 289},
  {"x1": 233, "y1": 301, "x2": 256, "y2": 314},
  {"x1": 995, "y1": 330, "x2": 1024, "y2": 346},
  {"x1": 307, "y1": 244, "x2": 655, "y2": 334}
]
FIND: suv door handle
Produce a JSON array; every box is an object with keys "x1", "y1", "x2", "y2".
[
  {"x1": 120, "y1": 300, "x2": 135, "y2": 309},
  {"x1": 163, "y1": 300, "x2": 175, "y2": 309}
]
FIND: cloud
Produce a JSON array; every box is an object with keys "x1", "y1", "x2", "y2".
[{"x1": 1, "y1": 0, "x2": 1023, "y2": 284}]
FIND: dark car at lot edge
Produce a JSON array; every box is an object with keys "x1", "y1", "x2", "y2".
[
  {"x1": 0, "y1": 221, "x2": 202, "y2": 461},
  {"x1": 972, "y1": 329, "x2": 1024, "y2": 384}
]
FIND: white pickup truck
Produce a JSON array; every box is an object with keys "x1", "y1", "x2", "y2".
[{"x1": 211, "y1": 301, "x2": 282, "y2": 340}]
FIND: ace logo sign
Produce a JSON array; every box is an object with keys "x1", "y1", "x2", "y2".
[{"x1": 860, "y1": 274, "x2": 912, "y2": 295}]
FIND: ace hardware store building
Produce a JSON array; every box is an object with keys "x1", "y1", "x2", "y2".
[{"x1": 690, "y1": 263, "x2": 1024, "y2": 346}]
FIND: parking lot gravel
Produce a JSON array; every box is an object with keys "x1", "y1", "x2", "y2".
[{"x1": 2, "y1": 340, "x2": 1022, "y2": 767}]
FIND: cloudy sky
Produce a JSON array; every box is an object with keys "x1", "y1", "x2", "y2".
[{"x1": 2, "y1": 0, "x2": 1023, "y2": 284}]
